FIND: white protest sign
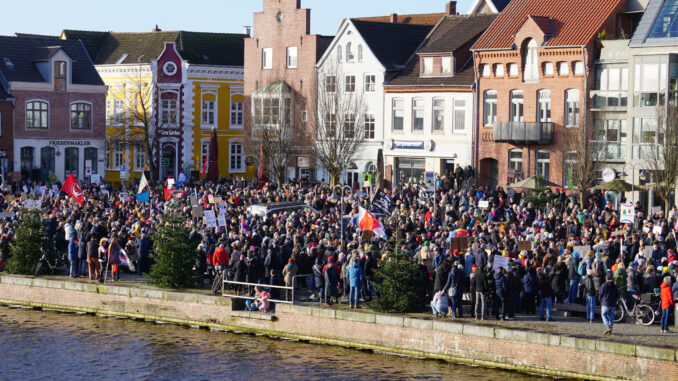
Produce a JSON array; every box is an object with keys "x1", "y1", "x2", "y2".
[
  {"x1": 479, "y1": 200, "x2": 490, "y2": 209},
  {"x1": 203, "y1": 210, "x2": 217, "y2": 228},
  {"x1": 167, "y1": 178, "x2": 175, "y2": 189},
  {"x1": 492, "y1": 255, "x2": 509, "y2": 271},
  {"x1": 218, "y1": 213, "x2": 227, "y2": 227},
  {"x1": 119, "y1": 192, "x2": 129, "y2": 201},
  {"x1": 620, "y1": 204, "x2": 635, "y2": 224},
  {"x1": 653, "y1": 225, "x2": 663, "y2": 235},
  {"x1": 573, "y1": 245, "x2": 591, "y2": 256},
  {"x1": 91, "y1": 174, "x2": 101, "y2": 184}
]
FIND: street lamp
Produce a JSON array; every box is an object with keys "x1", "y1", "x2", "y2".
[{"x1": 621, "y1": 163, "x2": 649, "y2": 204}]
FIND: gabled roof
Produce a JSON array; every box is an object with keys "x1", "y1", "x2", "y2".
[
  {"x1": 630, "y1": 0, "x2": 678, "y2": 46},
  {"x1": 387, "y1": 14, "x2": 497, "y2": 87},
  {"x1": 350, "y1": 20, "x2": 433, "y2": 70},
  {"x1": 0, "y1": 35, "x2": 103, "y2": 85},
  {"x1": 468, "y1": 0, "x2": 513, "y2": 14},
  {"x1": 473, "y1": 0, "x2": 624, "y2": 50},
  {"x1": 61, "y1": 30, "x2": 248, "y2": 66},
  {"x1": 354, "y1": 13, "x2": 445, "y2": 26}
]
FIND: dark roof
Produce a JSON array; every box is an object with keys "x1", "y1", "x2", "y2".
[
  {"x1": 351, "y1": 20, "x2": 433, "y2": 70},
  {"x1": 387, "y1": 15, "x2": 496, "y2": 87},
  {"x1": 492, "y1": 0, "x2": 512, "y2": 11},
  {"x1": 317, "y1": 35, "x2": 334, "y2": 62},
  {"x1": 62, "y1": 30, "x2": 247, "y2": 66},
  {"x1": 630, "y1": 0, "x2": 678, "y2": 46},
  {"x1": 0, "y1": 35, "x2": 104, "y2": 85},
  {"x1": 473, "y1": 0, "x2": 624, "y2": 50},
  {"x1": 419, "y1": 14, "x2": 497, "y2": 54},
  {"x1": 0, "y1": 83, "x2": 10, "y2": 100}
]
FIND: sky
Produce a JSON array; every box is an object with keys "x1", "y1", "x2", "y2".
[{"x1": 0, "y1": 0, "x2": 476, "y2": 37}]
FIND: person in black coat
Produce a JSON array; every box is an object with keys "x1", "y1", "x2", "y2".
[
  {"x1": 493, "y1": 268, "x2": 508, "y2": 320},
  {"x1": 538, "y1": 268, "x2": 555, "y2": 321},
  {"x1": 474, "y1": 266, "x2": 488, "y2": 319},
  {"x1": 433, "y1": 261, "x2": 450, "y2": 294},
  {"x1": 233, "y1": 254, "x2": 247, "y2": 296},
  {"x1": 552, "y1": 258, "x2": 568, "y2": 303}
]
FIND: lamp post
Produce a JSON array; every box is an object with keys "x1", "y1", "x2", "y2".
[{"x1": 621, "y1": 163, "x2": 649, "y2": 204}]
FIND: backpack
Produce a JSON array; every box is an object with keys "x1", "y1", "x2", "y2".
[{"x1": 578, "y1": 261, "x2": 586, "y2": 277}]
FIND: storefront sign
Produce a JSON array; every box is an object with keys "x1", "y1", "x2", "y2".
[
  {"x1": 297, "y1": 157, "x2": 310, "y2": 168},
  {"x1": 393, "y1": 140, "x2": 424, "y2": 150},
  {"x1": 49, "y1": 140, "x2": 91, "y2": 146},
  {"x1": 158, "y1": 129, "x2": 182, "y2": 137},
  {"x1": 0, "y1": 150, "x2": 7, "y2": 158}
]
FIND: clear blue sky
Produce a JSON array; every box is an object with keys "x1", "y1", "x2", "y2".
[{"x1": 1, "y1": 0, "x2": 475, "y2": 37}]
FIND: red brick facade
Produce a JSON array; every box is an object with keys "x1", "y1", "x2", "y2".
[{"x1": 0, "y1": 100, "x2": 13, "y2": 175}]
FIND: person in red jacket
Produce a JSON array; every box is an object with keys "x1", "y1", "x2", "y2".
[
  {"x1": 213, "y1": 244, "x2": 230, "y2": 273},
  {"x1": 660, "y1": 276, "x2": 674, "y2": 333}
]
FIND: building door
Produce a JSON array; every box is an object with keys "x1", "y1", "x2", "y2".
[
  {"x1": 64, "y1": 147, "x2": 79, "y2": 178},
  {"x1": 479, "y1": 158, "x2": 499, "y2": 188},
  {"x1": 160, "y1": 146, "x2": 176, "y2": 180},
  {"x1": 41, "y1": 146, "x2": 55, "y2": 176},
  {"x1": 20, "y1": 147, "x2": 34, "y2": 179},
  {"x1": 396, "y1": 158, "x2": 425, "y2": 185}
]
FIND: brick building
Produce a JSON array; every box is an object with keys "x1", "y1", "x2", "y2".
[
  {"x1": 0, "y1": 35, "x2": 107, "y2": 183},
  {"x1": 244, "y1": 0, "x2": 333, "y2": 181},
  {"x1": 0, "y1": 84, "x2": 13, "y2": 181},
  {"x1": 472, "y1": 0, "x2": 633, "y2": 188}
]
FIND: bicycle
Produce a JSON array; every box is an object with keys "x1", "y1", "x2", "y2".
[
  {"x1": 32, "y1": 250, "x2": 69, "y2": 276},
  {"x1": 614, "y1": 293, "x2": 655, "y2": 326}
]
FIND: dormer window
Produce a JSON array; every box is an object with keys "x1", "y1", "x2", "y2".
[
  {"x1": 441, "y1": 57, "x2": 452, "y2": 75},
  {"x1": 423, "y1": 57, "x2": 434, "y2": 75},
  {"x1": 54, "y1": 61, "x2": 66, "y2": 91},
  {"x1": 522, "y1": 39, "x2": 538, "y2": 82}
]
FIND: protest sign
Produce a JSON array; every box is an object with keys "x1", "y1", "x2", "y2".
[
  {"x1": 518, "y1": 241, "x2": 532, "y2": 252},
  {"x1": 652, "y1": 225, "x2": 663, "y2": 235},
  {"x1": 192, "y1": 206, "x2": 204, "y2": 218},
  {"x1": 620, "y1": 204, "x2": 634, "y2": 224},
  {"x1": 478, "y1": 200, "x2": 489, "y2": 209},
  {"x1": 218, "y1": 213, "x2": 227, "y2": 227},
  {"x1": 573, "y1": 245, "x2": 591, "y2": 255},
  {"x1": 492, "y1": 255, "x2": 509, "y2": 271},
  {"x1": 203, "y1": 210, "x2": 217, "y2": 228}
]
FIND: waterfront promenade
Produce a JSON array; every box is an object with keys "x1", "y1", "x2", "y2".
[{"x1": 1, "y1": 273, "x2": 676, "y2": 381}]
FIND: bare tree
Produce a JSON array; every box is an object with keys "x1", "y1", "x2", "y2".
[
  {"x1": 107, "y1": 64, "x2": 164, "y2": 182},
  {"x1": 643, "y1": 104, "x2": 678, "y2": 212},
  {"x1": 308, "y1": 65, "x2": 368, "y2": 186},
  {"x1": 567, "y1": 118, "x2": 605, "y2": 208},
  {"x1": 244, "y1": 80, "x2": 304, "y2": 185}
]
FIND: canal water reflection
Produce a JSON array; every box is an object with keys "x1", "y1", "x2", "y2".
[{"x1": 0, "y1": 306, "x2": 563, "y2": 380}]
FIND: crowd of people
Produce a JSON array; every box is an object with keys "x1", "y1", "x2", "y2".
[{"x1": 0, "y1": 166, "x2": 676, "y2": 334}]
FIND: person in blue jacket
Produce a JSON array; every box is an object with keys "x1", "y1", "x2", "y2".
[
  {"x1": 347, "y1": 257, "x2": 364, "y2": 309},
  {"x1": 68, "y1": 237, "x2": 79, "y2": 278}
]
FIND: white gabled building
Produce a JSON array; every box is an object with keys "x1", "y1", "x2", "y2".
[{"x1": 315, "y1": 18, "x2": 433, "y2": 186}]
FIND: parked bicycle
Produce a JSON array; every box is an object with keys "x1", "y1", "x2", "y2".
[
  {"x1": 614, "y1": 292, "x2": 656, "y2": 326},
  {"x1": 32, "y1": 250, "x2": 69, "y2": 276}
]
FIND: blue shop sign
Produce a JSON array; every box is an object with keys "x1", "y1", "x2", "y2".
[{"x1": 394, "y1": 140, "x2": 424, "y2": 149}]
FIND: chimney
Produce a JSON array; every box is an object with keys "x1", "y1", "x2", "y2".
[
  {"x1": 446, "y1": 1, "x2": 457, "y2": 15},
  {"x1": 244, "y1": 26, "x2": 251, "y2": 37},
  {"x1": 153, "y1": 24, "x2": 161, "y2": 32},
  {"x1": 390, "y1": 13, "x2": 398, "y2": 23}
]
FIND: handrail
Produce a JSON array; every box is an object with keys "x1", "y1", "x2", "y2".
[{"x1": 220, "y1": 273, "x2": 313, "y2": 305}]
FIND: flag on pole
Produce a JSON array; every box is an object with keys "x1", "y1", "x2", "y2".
[
  {"x1": 177, "y1": 171, "x2": 189, "y2": 187},
  {"x1": 136, "y1": 191, "x2": 150, "y2": 203},
  {"x1": 201, "y1": 159, "x2": 208, "y2": 176},
  {"x1": 370, "y1": 189, "x2": 395, "y2": 215},
  {"x1": 138, "y1": 173, "x2": 149, "y2": 194},
  {"x1": 241, "y1": 219, "x2": 251, "y2": 235},
  {"x1": 61, "y1": 174, "x2": 85, "y2": 205},
  {"x1": 358, "y1": 206, "x2": 386, "y2": 238}
]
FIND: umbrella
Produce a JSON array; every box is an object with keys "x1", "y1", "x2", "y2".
[
  {"x1": 206, "y1": 129, "x2": 219, "y2": 183},
  {"x1": 453, "y1": 229, "x2": 469, "y2": 237},
  {"x1": 509, "y1": 175, "x2": 560, "y2": 190},
  {"x1": 593, "y1": 179, "x2": 633, "y2": 192}
]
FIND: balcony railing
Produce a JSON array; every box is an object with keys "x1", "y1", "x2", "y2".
[
  {"x1": 590, "y1": 90, "x2": 628, "y2": 109},
  {"x1": 493, "y1": 121, "x2": 553, "y2": 144}
]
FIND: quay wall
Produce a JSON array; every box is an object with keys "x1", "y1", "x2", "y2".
[{"x1": 0, "y1": 274, "x2": 676, "y2": 381}]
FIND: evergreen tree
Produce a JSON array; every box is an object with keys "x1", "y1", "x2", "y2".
[
  {"x1": 148, "y1": 211, "x2": 196, "y2": 289},
  {"x1": 371, "y1": 239, "x2": 425, "y2": 313},
  {"x1": 7, "y1": 210, "x2": 46, "y2": 275}
]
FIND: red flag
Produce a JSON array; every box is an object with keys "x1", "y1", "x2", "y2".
[{"x1": 61, "y1": 174, "x2": 85, "y2": 205}]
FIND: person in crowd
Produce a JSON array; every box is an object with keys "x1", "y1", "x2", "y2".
[
  {"x1": 584, "y1": 269, "x2": 596, "y2": 323},
  {"x1": 660, "y1": 276, "x2": 674, "y2": 333},
  {"x1": 68, "y1": 236, "x2": 78, "y2": 278},
  {"x1": 599, "y1": 273, "x2": 620, "y2": 335},
  {"x1": 347, "y1": 257, "x2": 364, "y2": 309},
  {"x1": 282, "y1": 258, "x2": 298, "y2": 301},
  {"x1": 431, "y1": 290, "x2": 449, "y2": 317}
]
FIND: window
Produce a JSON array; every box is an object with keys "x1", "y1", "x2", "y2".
[
  {"x1": 594, "y1": 66, "x2": 628, "y2": 107},
  {"x1": 536, "y1": 151, "x2": 550, "y2": 179},
  {"x1": 493, "y1": 64, "x2": 504, "y2": 77},
  {"x1": 84, "y1": 147, "x2": 98, "y2": 175},
  {"x1": 523, "y1": 39, "x2": 538, "y2": 82},
  {"x1": 393, "y1": 99, "x2": 404, "y2": 131},
  {"x1": 230, "y1": 142, "x2": 244, "y2": 172},
  {"x1": 105, "y1": 100, "x2": 111, "y2": 124},
  {"x1": 337, "y1": 46, "x2": 342, "y2": 62},
  {"x1": 484, "y1": 90, "x2": 497, "y2": 126},
  {"x1": 558, "y1": 62, "x2": 569, "y2": 76},
  {"x1": 325, "y1": 75, "x2": 336, "y2": 93},
  {"x1": 537, "y1": 90, "x2": 551, "y2": 122},
  {"x1": 423, "y1": 57, "x2": 433, "y2": 75},
  {"x1": 593, "y1": 118, "x2": 627, "y2": 160},
  {"x1": 200, "y1": 142, "x2": 209, "y2": 173},
  {"x1": 508, "y1": 63, "x2": 518, "y2": 77},
  {"x1": 26, "y1": 101, "x2": 48, "y2": 129},
  {"x1": 565, "y1": 89, "x2": 580, "y2": 126},
  {"x1": 563, "y1": 151, "x2": 578, "y2": 186},
  {"x1": 133, "y1": 144, "x2": 145, "y2": 172},
  {"x1": 112, "y1": 142, "x2": 124, "y2": 169},
  {"x1": 70, "y1": 103, "x2": 91, "y2": 130},
  {"x1": 231, "y1": 101, "x2": 243, "y2": 127},
  {"x1": 508, "y1": 149, "x2": 523, "y2": 181},
  {"x1": 634, "y1": 56, "x2": 667, "y2": 107},
  {"x1": 253, "y1": 97, "x2": 280, "y2": 125},
  {"x1": 432, "y1": 98, "x2": 445, "y2": 132},
  {"x1": 543, "y1": 62, "x2": 554, "y2": 76},
  {"x1": 574, "y1": 61, "x2": 585, "y2": 75},
  {"x1": 454, "y1": 99, "x2": 465, "y2": 131},
  {"x1": 262, "y1": 48, "x2": 272, "y2": 69},
  {"x1": 64, "y1": 147, "x2": 79, "y2": 178},
  {"x1": 358, "y1": 45, "x2": 363, "y2": 62},
  {"x1": 648, "y1": 0, "x2": 678, "y2": 38},
  {"x1": 325, "y1": 113, "x2": 337, "y2": 137},
  {"x1": 344, "y1": 113, "x2": 356, "y2": 138},
  {"x1": 40, "y1": 146, "x2": 55, "y2": 175},
  {"x1": 345, "y1": 75, "x2": 356, "y2": 93},
  {"x1": 364, "y1": 113, "x2": 375, "y2": 139},
  {"x1": 160, "y1": 92, "x2": 178, "y2": 125},
  {"x1": 632, "y1": 117, "x2": 659, "y2": 159},
  {"x1": 54, "y1": 61, "x2": 66, "y2": 91},
  {"x1": 346, "y1": 43, "x2": 354, "y2": 62},
  {"x1": 412, "y1": 98, "x2": 424, "y2": 131},
  {"x1": 364, "y1": 74, "x2": 376, "y2": 92},
  {"x1": 286, "y1": 47, "x2": 297, "y2": 68},
  {"x1": 20, "y1": 147, "x2": 34, "y2": 173},
  {"x1": 113, "y1": 98, "x2": 124, "y2": 123},
  {"x1": 202, "y1": 100, "x2": 215, "y2": 126},
  {"x1": 442, "y1": 57, "x2": 452, "y2": 74},
  {"x1": 510, "y1": 90, "x2": 524, "y2": 122},
  {"x1": 480, "y1": 64, "x2": 490, "y2": 77}
]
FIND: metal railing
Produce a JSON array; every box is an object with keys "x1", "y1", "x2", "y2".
[
  {"x1": 493, "y1": 121, "x2": 553, "y2": 144},
  {"x1": 221, "y1": 273, "x2": 313, "y2": 305}
]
